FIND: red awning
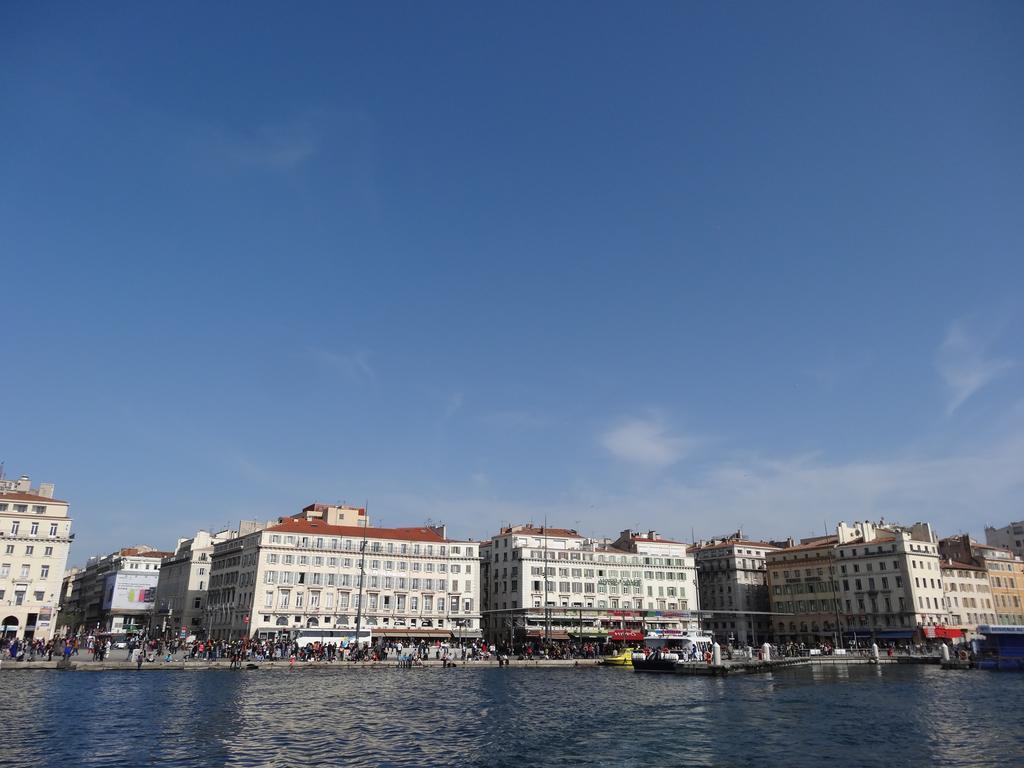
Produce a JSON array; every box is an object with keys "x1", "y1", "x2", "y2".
[
  {"x1": 924, "y1": 626, "x2": 964, "y2": 640},
  {"x1": 608, "y1": 629, "x2": 645, "y2": 642}
]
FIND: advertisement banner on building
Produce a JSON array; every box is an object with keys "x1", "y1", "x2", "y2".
[{"x1": 103, "y1": 572, "x2": 159, "y2": 611}]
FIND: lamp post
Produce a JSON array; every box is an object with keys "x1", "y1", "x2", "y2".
[{"x1": 354, "y1": 522, "x2": 369, "y2": 649}]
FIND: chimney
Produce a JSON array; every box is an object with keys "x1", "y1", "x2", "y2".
[{"x1": 37, "y1": 482, "x2": 55, "y2": 499}]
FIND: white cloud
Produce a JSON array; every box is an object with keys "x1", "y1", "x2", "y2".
[
  {"x1": 600, "y1": 416, "x2": 698, "y2": 468},
  {"x1": 443, "y1": 392, "x2": 464, "y2": 421},
  {"x1": 938, "y1": 321, "x2": 1014, "y2": 414},
  {"x1": 221, "y1": 120, "x2": 318, "y2": 172},
  {"x1": 309, "y1": 348, "x2": 375, "y2": 382},
  {"x1": 375, "y1": 427, "x2": 1024, "y2": 546}
]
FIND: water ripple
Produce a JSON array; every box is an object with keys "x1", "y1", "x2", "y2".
[{"x1": 0, "y1": 665, "x2": 1021, "y2": 767}]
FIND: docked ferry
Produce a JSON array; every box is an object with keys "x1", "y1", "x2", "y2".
[
  {"x1": 976, "y1": 625, "x2": 1024, "y2": 671},
  {"x1": 631, "y1": 630, "x2": 715, "y2": 673}
]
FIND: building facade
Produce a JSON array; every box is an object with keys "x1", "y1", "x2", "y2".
[
  {"x1": 60, "y1": 546, "x2": 173, "y2": 636},
  {"x1": 482, "y1": 525, "x2": 698, "y2": 648},
  {"x1": 0, "y1": 476, "x2": 74, "y2": 642},
  {"x1": 985, "y1": 521, "x2": 1024, "y2": 561},
  {"x1": 769, "y1": 521, "x2": 948, "y2": 647},
  {"x1": 206, "y1": 508, "x2": 481, "y2": 644},
  {"x1": 694, "y1": 536, "x2": 783, "y2": 646},
  {"x1": 940, "y1": 535, "x2": 1024, "y2": 625},
  {"x1": 152, "y1": 526, "x2": 259, "y2": 639},
  {"x1": 940, "y1": 559, "x2": 995, "y2": 637}
]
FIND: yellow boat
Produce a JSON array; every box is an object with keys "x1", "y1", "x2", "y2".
[{"x1": 600, "y1": 647, "x2": 636, "y2": 666}]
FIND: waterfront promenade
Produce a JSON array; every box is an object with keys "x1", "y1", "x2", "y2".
[{"x1": 0, "y1": 654, "x2": 925, "y2": 672}]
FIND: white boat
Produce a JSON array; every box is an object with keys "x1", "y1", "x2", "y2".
[{"x1": 632, "y1": 630, "x2": 716, "y2": 672}]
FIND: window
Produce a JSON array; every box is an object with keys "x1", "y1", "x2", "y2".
[
  {"x1": 25, "y1": 546, "x2": 33, "y2": 555},
  {"x1": 30, "y1": 522, "x2": 39, "y2": 535},
  {"x1": 40, "y1": 565, "x2": 50, "y2": 578},
  {"x1": 10, "y1": 521, "x2": 19, "y2": 534}
]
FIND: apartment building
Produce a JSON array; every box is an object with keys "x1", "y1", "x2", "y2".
[
  {"x1": 59, "y1": 546, "x2": 173, "y2": 635},
  {"x1": 151, "y1": 525, "x2": 261, "y2": 639},
  {"x1": 940, "y1": 535, "x2": 1024, "y2": 625},
  {"x1": 206, "y1": 507, "x2": 480, "y2": 643},
  {"x1": 769, "y1": 521, "x2": 948, "y2": 646},
  {"x1": 693, "y1": 535, "x2": 784, "y2": 646},
  {"x1": 0, "y1": 475, "x2": 74, "y2": 642},
  {"x1": 984, "y1": 521, "x2": 1024, "y2": 561},
  {"x1": 940, "y1": 559, "x2": 995, "y2": 637},
  {"x1": 482, "y1": 525, "x2": 698, "y2": 648}
]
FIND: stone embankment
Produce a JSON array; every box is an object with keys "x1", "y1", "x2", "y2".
[
  {"x1": 1, "y1": 657, "x2": 589, "y2": 672},
  {"x1": 0, "y1": 655, "x2": 936, "y2": 673}
]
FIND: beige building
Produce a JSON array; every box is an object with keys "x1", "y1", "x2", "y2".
[
  {"x1": 206, "y1": 507, "x2": 481, "y2": 644},
  {"x1": 769, "y1": 520, "x2": 948, "y2": 646},
  {"x1": 481, "y1": 525, "x2": 699, "y2": 648},
  {"x1": 299, "y1": 503, "x2": 369, "y2": 527},
  {"x1": 940, "y1": 559, "x2": 995, "y2": 637},
  {"x1": 0, "y1": 476, "x2": 73, "y2": 642},
  {"x1": 694, "y1": 535, "x2": 784, "y2": 646},
  {"x1": 940, "y1": 535, "x2": 1024, "y2": 625}
]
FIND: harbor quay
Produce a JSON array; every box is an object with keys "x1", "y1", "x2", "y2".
[
  {"x1": 0, "y1": 653, "x2": 913, "y2": 673},
  {"x1": 3, "y1": 470, "x2": 1022, "y2": 672}
]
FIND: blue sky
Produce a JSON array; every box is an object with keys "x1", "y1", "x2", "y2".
[{"x1": 2, "y1": 2, "x2": 1022, "y2": 564}]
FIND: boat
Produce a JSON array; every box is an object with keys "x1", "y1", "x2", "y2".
[
  {"x1": 600, "y1": 647, "x2": 637, "y2": 666},
  {"x1": 975, "y1": 625, "x2": 1024, "y2": 671},
  {"x1": 600, "y1": 629, "x2": 645, "y2": 667},
  {"x1": 632, "y1": 630, "x2": 715, "y2": 673}
]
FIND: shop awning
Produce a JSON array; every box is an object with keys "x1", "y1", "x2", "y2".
[
  {"x1": 923, "y1": 626, "x2": 964, "y2": 640},
  {"x1": 608, "y1": 629, "x2": 645, "y2": 642},
  {"x1": 526, "y1": 630, "x2": 571, "y2": 641},
  {"x1": 872, "y1": 630, "x2": 913, "y2": 643}
]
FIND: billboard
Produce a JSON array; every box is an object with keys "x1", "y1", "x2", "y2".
[{"x1": 103, "y1": 572, "x2": 159, "y2": 611}]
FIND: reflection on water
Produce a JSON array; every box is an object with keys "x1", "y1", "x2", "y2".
[{"x1": 1, "y1": 665, "x2": 1022, "y2": 767}]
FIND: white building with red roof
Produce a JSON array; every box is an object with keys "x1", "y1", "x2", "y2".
[{"x1": 206, "y1": 506, "x2": 481, "y2": 643}]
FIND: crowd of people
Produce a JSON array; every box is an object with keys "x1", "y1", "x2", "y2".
[{"x1": 2, "y1": 632, "x2": 971, "y2": 666}]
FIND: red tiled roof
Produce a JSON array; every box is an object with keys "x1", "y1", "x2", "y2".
[
  {"x1": 0, "y1": 491, "x2": 69, "y2": 505},
  {"x1": 941, "y1": 559, "x2": 984, "y2": 571},
  {"x1": 266, "y1": 519, "x2": 450, "y2": 543},
  {"x1": 768, "y1": 538, "x2": 837, "y2": 555}
]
